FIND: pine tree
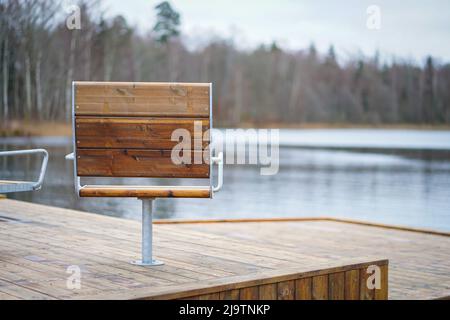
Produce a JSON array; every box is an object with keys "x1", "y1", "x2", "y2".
[
  {"x1": 422, "y1": 56, "x2": 435, "y2": 122},
  {"x1": 152, "y1": 1, "x2": 180, "y2": 44}
]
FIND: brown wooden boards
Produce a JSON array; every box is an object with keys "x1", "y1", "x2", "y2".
[
  {"x1": 295, "y1": 277, "x2": 312, "y2": 299},
  {"x1": 4, "y1": 199, "x2": 450, "y2": 300},
  {"x1": 344, "y1": 269, "x2": 360, "y2": 300},
  {"x1": 259, "y1": 284, "x2": 277, "y2": 299},
  {"x1": 277, "y1": 280, "x2": 295, "y2": 300},
  {"x1": 74, "y1": 82, "x2": 210, "y2": 118},
  {"x1": 75, "y1": 117, "x2": 209, "y2": 149},
  {"x1": 375, "y1": 265, "x2": 389, "y2": 300},
  {"x1": 76, "y1": 149, "x2": 209, "y2": 178},
  {"x1": 329, "y1": 272, "x2": 345, "y2": 300},
  {"x1": 73, "y1": 81, "x2": 211, "y2": 182},
  {"x1": 312, "y1": 275, "x2": 329, "y2": 300},
  {"x1": 79, "y1": 185, "x2": 211, "y2": 198}
]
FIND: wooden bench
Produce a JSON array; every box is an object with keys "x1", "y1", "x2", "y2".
[{"x1": 66, "y1": 81, "x2": 223, "y2": 266}]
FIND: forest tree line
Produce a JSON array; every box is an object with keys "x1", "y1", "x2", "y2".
[{"x1": 1, "y1": 0, "x2": 450, "y2": 126}]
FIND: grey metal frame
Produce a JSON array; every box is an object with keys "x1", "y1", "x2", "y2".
[{"x1": 0, "y1": 149, "x2": 49, "y2": 193}]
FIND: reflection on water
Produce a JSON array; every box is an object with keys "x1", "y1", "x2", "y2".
[{"x1": 1, "y1": 130, "x2": 450, "y2": 232}]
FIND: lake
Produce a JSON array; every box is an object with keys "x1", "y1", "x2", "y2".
[{"x1": 1, "y1": 129, "x2": 450, "y2": 232}]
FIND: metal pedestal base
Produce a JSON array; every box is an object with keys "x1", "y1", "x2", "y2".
[
  {"x1": 131, "y1": 259, "x2": 164, "y2": 266},
  {"x1": 131, "y1": 198, "x2": 164, "y2": 267}
]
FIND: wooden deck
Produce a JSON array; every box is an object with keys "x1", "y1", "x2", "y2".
[{"x1": 0, "y1": 199, "x2": 448, "y2": 300}]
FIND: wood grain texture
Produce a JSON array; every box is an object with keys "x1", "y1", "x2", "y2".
[
  {"x1": 295, "y1": 277, "x2": 312, "y2": 300},
  {"x1": 259, "y1": 284, "x2": 277, "y2": 300},
  {"x1": 74, "y1": 82, "x2": 210, "y2": 117},
  {"x1": 75, "y1": 81, "x2": 210, "y2": 97},
  {"x1": 359, "y1": 267, "x2": 375, "y2": 300},
  {"x1": 374, "y1": 264, "x2": 388, "y2": 300},
  {"x1": 329, "y1": 272, "x2": 345, "y2": 300},
  {"x1": 72, "y1": 82, "x2": 211, "y2": 183},
  {"x1": 150, "y1": 216, "x2": 450, "y2": 237},
  {"x1": 76, "y1": 149, "x2": 209, "y2": 178},
  {"x1": 79, "y1": 185, "x2": 211, "y2": 198},
  {"x1": 277, "y1": 280, "x2": 295, "y2": 300},
  {"x1": 344, "y1": 269, "x2": 360, "y2": 300},
  {"x1": 312, "y1": 275, "x2": 329, "y2": 300},
  {"x1": 75, "y1": 117, "x2": 209, "y2": 149},
  {"x1": 219, "y1": 289, "x2": 240, "y2": 300},
  {"x1": 197, "y1": 292, "x2": 220, "y2": 300},
  {"x1": 3, "y1": 199, "x2": 450, "y2": 300},
  {"x1": 239, "y1": 287, "x2": 259, "y2": 300}
]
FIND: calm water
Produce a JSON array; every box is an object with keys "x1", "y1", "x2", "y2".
[{"x1": 1, "y1": 129, "x2": 450, "y2": 232}]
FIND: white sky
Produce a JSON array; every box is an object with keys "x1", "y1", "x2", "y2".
[{"x1": 101, "y1": 0, "x2": 450, "y2": 64}]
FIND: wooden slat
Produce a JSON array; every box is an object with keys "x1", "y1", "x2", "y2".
[
  {"x1": 75, "y1": 82, "x2": 210, "y2": 98},
  {"x1": 359, "y1": 267, "x2": 375, "y2": 300},
  {"x1": 239, "y1": 287, "x2": 259, "y2": 300},
  {"x1": 75, "y1": 117, "x2": 209, "y2": 149},
  {"x1": 76, "y1": 96, "x2": 209, "y2": 104},
  {"x1": 277, "y1": 280, "x2": 295, "y2": 300},
  {"x1": 75, "y1": 103, "x2": 209, "y2": 118},
  {"x1": 312, "y1": 275, "x2": 329, "y2": 300},
  {"x1": 74, "y1": 82, "x2": 210, "y2": 117},
  {"x1": 295, "y1": 277, "x2": 312, "y2": 300},
  {"x1": 150, "y1": 216, "x2": 450, "y2": 237},
  {"x1": 76, "y1": 149, "x2": 209, "y2": 178},
  {"x1": 198, "y1": 292, "x2": 220, "y2": 300},
  {"x1": 180, "y1": 295, "x2": 199, "y2": 300},
  {"x1": 374, "y1": 264, "x2": 388, "y2": 300},
  {"x1": 344, "y1": 269, "x2": 360, "y2": 300},
  {"x1": 219, "y1": 289, "x2": 240, "y2": 300},
  {"x1": 329, "y1": 272, "x2": 345, "y2": 300},
  {"x1": 79, "y1": 185, "x2": 211, "y2": 198},
  {"x1": 258, "y1": 283, "x2": 277, "y2": 300}
]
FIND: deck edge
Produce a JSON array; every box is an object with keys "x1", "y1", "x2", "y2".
[{"x1": 78, "y1": 257, "x2": 388, "y2": 300}]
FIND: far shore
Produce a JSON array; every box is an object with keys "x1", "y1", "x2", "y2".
[{"x1": 1, "y1": 120, "x2": 450, "y2": 137}]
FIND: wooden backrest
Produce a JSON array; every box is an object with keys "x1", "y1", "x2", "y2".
[{"x1": 73, "y1": 82, "x2": 211, "y2": 179}]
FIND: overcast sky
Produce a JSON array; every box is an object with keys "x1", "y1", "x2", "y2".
[{"x1": 102, "y1": 0, "x2": 450, "y2": 63}]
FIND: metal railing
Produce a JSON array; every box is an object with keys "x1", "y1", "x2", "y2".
[{"x1": 0, "y1": 149, "x2": 49, "y2": 193}]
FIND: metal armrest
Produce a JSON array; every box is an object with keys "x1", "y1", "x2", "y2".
[
  {"x1": 65, "y1": 152, "x2": 74, "y2": 160},
  {"x1": 0, "y1": 149, "x2": 49, "y2": 192}
]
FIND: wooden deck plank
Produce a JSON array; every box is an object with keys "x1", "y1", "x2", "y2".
[
  {"x1": 0, "y1": 199, "x2": 448, "y2": 300},
  {"x1": 329, "y1": 272, "x2": 345, "y2": 300},
  {"x1": 312, "y1": 275, "x2": 329, "y2": 300},
  {"x1": 277, "y1": 280, "x2": 295, "y2": 300},
  {"x1": 344, "y1": 269, "x2": 360, "y2": 300},
  {"x1": 295, "y1": 277, "x2": 312, "y2": 300},
  {"x1": 259, "y1": 283, "x2": 277, "y2": 300}
]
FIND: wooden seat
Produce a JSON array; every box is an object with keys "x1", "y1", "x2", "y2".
[
  {"x1": 79, "y1": 185, "x2": 211, "y2": 198},
  {"x1": 68, "y1": 81, "x2": 221, "y2": 199}
]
